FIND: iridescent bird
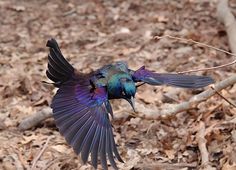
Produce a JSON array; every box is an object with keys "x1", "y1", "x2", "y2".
[{"x1": 46, "y1": 38, "x2": 214, "y2": 170}]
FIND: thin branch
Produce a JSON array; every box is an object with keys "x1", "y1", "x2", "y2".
[
  {"x1": 178, "y1": 59, "x2": 236, "y2": 74},
  {"x1": 19, "y1": 107, "x2": 52, "y2": 131},
  {"x1": 135, "y1": 162, "x2": 197, "y2": 169},
  {"x1": 197, "y1": 121, "x2": 212, "y2": 169},
  {"x1": 31, "y1": 137, "x2": 51, "y2": 170},
  {"x1": 154, "y1": 35, "x2": 236, "y2": 74},
  {"x1": 62, "y1": 9, "x2": 77, "y2": 17},
  {"x1": 154, "y1": 35, "x2": 236, "y2": 57},
  {"x1": 210, "y1": 86, "x2": 236, "y2": 108}
]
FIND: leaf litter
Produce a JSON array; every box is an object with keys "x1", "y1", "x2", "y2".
[{"x1": 0, "y1": 0, "x2": 235, "y2": 169}]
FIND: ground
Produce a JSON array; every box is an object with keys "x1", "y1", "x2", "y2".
[{"x1": 0, "y1": 0, "x2": 236, "y2": 170}]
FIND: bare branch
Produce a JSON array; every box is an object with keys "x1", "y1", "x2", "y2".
[
  {"x1": 154, "y1": 35, "x2": 236, "y2": 74},
  {"x1": 210, "y1": 86, "x2": 236, "y2": 108},
  {"x1": 135, "y1": 162, "x2": 197, "y2": 169},
  {"x1": 31, "y1": 137, "x2": 51, "y2": 170},
  {"x1": 197, "y1": 121, "x2": 215, "y2": 170},
  {"x1": 155, "y1": 34, "x2": 236, "y2": 57},
  {"x1": 19, "y1": 107, "x2": 52, "y2": 131},
  {"x1": 178, "y1": 60, "x2": 236, "y2": 74}
]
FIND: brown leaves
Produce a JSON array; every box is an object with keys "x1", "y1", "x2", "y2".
[{"x1": 0, "y1": 0, "x2": 235, "y2": 169}]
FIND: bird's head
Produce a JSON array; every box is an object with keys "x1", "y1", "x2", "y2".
[
  {"x1": 120, "y1": 77, "x2": 136, "y2": 112},
  {"x1": 107, "y1": 73, "x2": 136, "y2": 111}
]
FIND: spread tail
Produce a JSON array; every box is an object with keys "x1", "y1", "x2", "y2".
[{"x1": 46, "y1": 38, "x2": 75, "y2": 87}]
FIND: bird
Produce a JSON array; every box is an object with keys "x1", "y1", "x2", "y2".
[{"x1": 46, "y1": 38, "x2": 214, "y2": 170}]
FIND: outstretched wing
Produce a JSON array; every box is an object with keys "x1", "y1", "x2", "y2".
[
  {"x1": 51, "y1": 79, "x2": 123, "y2": 170},
  {"x1": 46, "y1": 38, "x2": 123, "y2": 169},
  {"x1": 131, "y1": 66, "x2": 214, "y2": 88}
]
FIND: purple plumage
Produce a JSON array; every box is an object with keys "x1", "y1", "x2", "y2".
[
  {"x1": 132, "y1": 66, "x2": 214, "y2": 88},
  {"x1": 46, "y1": 39, "x2": 123, "y2": 170},
  {"x1": 51, "y1": 82, "x2": 122, "y2": 169}
]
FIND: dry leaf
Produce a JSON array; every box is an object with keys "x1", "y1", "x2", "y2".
[{"x1": 51, "y1": 145, "x2": 70, "y2": 154}]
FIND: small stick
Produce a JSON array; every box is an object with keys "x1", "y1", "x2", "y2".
[
  {"x1": 154, "y1": 35, "x2": 236, "y2": 74},
  {"x1": 154, "y1": 35, "x2": 236, "y2": 57},
  {"x1": 210, "y1": 86, "x2": 236, "y2": 108},
  {"x1": 178, "y1": 59, "x2": 236, "y2": 74},
  {"x1": 62, "y1": 9, "x2": 77, "y2": 17},
  {"x1": 135, "y1": 162, "x2": 197, "y2": 169},
  {"x1": 31, "y1": 137, "x2": 51, "y2": 170},
  {"x1": 197, "y1": 121, "x2": 209, "y2": 167},
  {"x1": 19, "y1": 107, "x2": 52, "y2": 131}
]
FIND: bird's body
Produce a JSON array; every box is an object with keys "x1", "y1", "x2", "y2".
[
  {"x1": 46, "y1": 39, "x2": 214, "y2": 170},
  {"x1": 90, "y1": 62, "x2": 135, "y2": 99}
]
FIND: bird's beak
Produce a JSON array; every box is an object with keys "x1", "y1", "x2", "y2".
[{"x1": 127, "y1": 96, "x2": 136, "y2": 112}]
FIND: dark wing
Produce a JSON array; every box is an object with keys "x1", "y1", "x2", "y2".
[
  {"x1": 46, "y1": 38, "x2": 75, "y2": 87},
  {"x1": 131, "y1": 66, "x2": 214, "y2": 88},
  {"x1": 51, "y1": 79, "x2": 123, "y2": 170},
  {"x1": 46, "y1": 38, "x2": 123, "y2": 169}
]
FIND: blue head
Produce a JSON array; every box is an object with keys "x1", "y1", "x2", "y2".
[{"x1": 107, "y1": 73, "x2": 136, "y2": 111}]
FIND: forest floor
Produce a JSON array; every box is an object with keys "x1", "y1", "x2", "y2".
[{"x1": 0, "y1": 0, "x2": 236, "y2": 170}]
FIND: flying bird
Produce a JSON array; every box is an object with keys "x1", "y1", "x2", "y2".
[{"x1": 46, "y1": 38, "x2": 214, "y2": 170}]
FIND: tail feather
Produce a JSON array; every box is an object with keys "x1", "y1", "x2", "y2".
[{"x1": 46, "y1": 38, "x2": 75, "y2": 86}]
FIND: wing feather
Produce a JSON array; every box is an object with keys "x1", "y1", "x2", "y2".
[
  {"x1": 132, "y1": 66, "x2": 214, "y2": 88},
  {"x1": 51, "y1": 80, "x2": 122, "y2": 170}
]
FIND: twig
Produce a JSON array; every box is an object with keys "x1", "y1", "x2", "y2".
[
  {"x1": 210, "y1": 86, "x2": 236, "y2": 107},
  {"x1": 155, "y1": 35, "x2": 236, "y2": 57},
  {"x1": 154, "y1": 35, "x2": 236, "y2": 74},
  {"x1": 197, "y1": 121, "x2": 213, "y2": 169},
  {"x1": 135, "y1": 162, "x2": 197, "y2": 169},
  {"x1": 178, "y1": 60, "x2": 236, "y2": 74},
  {"x1": 42, "y1": 156, "x2": 69, "y2": 170},
  {"x1": 19, "y1": 107, "x2": 52, "y2": 131},
  {"x1": 62, "y1": 9, "x2": 77, "y2": 17},
  {"x1": 143, "y1": 75, "x2": 236, "y2": 119},
  {"x1": 31, "y1": 137, "x2": 51, "y2": 170}
]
